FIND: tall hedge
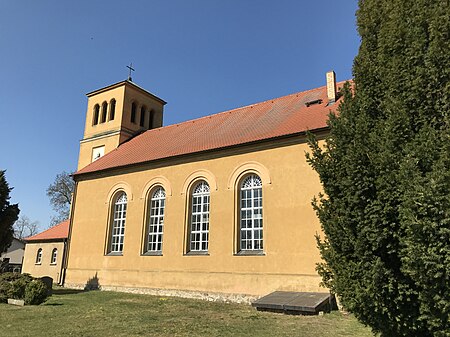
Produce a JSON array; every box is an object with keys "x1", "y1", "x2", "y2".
[{"x1": 307, "y1": 0, "x2": 449, "y2": 336}]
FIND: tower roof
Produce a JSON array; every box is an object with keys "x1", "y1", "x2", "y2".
[
  {"x1": 75, "y1": 80, "x2": 349, "y2": 176},
  {"x1": 86, "y1": 80, "x2": 167, "y2": 105}
]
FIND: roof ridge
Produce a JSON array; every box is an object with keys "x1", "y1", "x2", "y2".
[
  {"x1": 25, "y1": 219, "x2": 69, "y2": 240},
  {"x1": 161, "y1": 80, "x2": 347, "y2": 131},
  {"x1": 156, "y1": 84, "x2": 330, "y2": 130}
]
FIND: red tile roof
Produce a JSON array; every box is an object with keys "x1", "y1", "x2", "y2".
[
  {"x1": 75, "y1": 81, "x2": 348, "y2": 176},
  {"x1": 25, "y1": 220, "x2": 69, "y2": 241}
]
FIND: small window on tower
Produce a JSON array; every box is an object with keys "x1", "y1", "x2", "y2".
[
  {"x1": 149, "y1": 110, "x2": 154, "y2": 129},
  {"x1": 109, "y1": 99, "x2": 116, "y2": 121},
  {"x1": 92, "y1": 146, "x2": 105, "y2": 162},
  {"x1": 93, "y1": 104, "x2": 100, "y2": 125},
  {"x1": 131, "y1": 102, "x2": 137, "y2": 124},
  {"x1": 140, "y1": 106, "x2": 146, "y2": 127},
  {"x1": 101, "y1": 102, "x2": 107, "y2": 123}
]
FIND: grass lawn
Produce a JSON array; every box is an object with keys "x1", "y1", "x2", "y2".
[{"x1": 0, "y1": 289, "x2": 373, "y2": 337}]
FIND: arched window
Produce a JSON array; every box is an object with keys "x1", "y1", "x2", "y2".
[
  {"x1": 188, "y1": 181, "x2": 210, "y2": 252},
  {"x1": 109, "y1": 99, "x2": 116, "y2": 121},
  {"x1": 35, "y1": 248, "x2": 43, "y2": 264},
  {"x1": 51, "y1": 248, "x2": 57, "y2": 264},
  {"x1": 101, "y1": 101, "x2": 107, "y2": 123},
  {"x1": 146, "y1": 187, "x2": 165, "y2": 253},
  {"x1": 131, "y1": 102, "x2": 137, "y2": 123},
  {"x1": 92, "y1": 104, "x2": 100, "y2": 125},
  {"x1": 140, "y1": 106, "x2": 146, "y2": 127},
  {"x1": 239, "y1": 174, "x2": 263, "y2": 251},
  {"x1": 109, "y1": 192, "x2": 127, "y2": 253}
]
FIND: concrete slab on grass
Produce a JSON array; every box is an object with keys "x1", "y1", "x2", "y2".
[{"x1": 252, "y1": 291, "x2": 334, "y2": 315}]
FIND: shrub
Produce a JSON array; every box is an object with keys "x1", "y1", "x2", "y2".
[
  {"x1": 0, "y1": 272, "x2": 24, "y2": 283},
  {"x1": 0, "y1": 273, "x2": 47, "y2": 304},
  {"x1": 0, "y1": 280, "x2": 10, "y2": 303},
  {"x1": 0, "y1": 273, "x2": 30, "y2": 302},
  {"x1": 24, "y1": 280, "x2": 48, "y2": 305},
  {"x1": 9, "y1": 278, "x2": 28, "y2": 299}
]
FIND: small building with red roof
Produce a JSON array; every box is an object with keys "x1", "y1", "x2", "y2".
[
  {"x1": 22, "y1": 219, "x2": 69, "y2": 284},
  {"x1": 64, "y1": 72, "x2": 347, "y2": 299}
]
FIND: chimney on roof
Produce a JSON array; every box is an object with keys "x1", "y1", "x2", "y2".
[{"x1": 326, "y1": 70, "x2": 337, "y2": 104}]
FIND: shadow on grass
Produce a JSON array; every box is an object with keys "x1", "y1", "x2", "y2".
[
  {"x1": 52, "y1": 288, "x2": 85, "y2": 295},
  {"x1": 44, "y1": 302, "x2": 64, "y2": 306},
  {"x1": 50, "y1": 273, "x2": 100, "y2": 297}
]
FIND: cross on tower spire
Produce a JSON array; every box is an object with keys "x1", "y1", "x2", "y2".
[{"x1": 126, "y1": 63, "x2": 135, "y2": 81}]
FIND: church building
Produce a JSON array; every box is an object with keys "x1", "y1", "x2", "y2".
[{"x1": 64, "y1": 72, "x2": 345, "y2": 300}]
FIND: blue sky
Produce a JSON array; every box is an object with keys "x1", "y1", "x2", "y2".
[{"x1": 0, "y1": 0, "x2": 359, "y2": 231}]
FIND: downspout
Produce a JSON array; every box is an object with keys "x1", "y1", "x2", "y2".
[
  {"x1": 59, "y1": 240, "x2": 66, "y2": 285},
  {"x1": 61, "y1": 179, "x2": 78, "y2": 286}
]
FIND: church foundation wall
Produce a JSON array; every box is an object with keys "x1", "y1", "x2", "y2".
[{"x1": 65, "y1": 267, "x2": 323, "y2": 300}]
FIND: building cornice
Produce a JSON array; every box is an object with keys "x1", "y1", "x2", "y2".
[
  {"x1": 86, "y1": 80, "x2": 167, "y2": 105},
  {"x1": 80, "y1": 127, "x2": 138, "y2": 143}
]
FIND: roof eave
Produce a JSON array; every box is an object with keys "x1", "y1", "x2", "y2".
[
  {"x1": 73, "y1": 126, "x2": 330, "y2": 179},
  {"x1": 25, "y1": 237, "x2": 68, "y2": 243}
]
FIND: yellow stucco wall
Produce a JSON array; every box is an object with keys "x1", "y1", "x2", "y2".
[
  {"x1": 82, "y1": 86, "x2": 126, "y2": 140},
  {"x1": 78, "y1": 136, "x2": 121, "y2": 171},
  {"x1": 22, "y1": 241, "x2": 66, "y2": 284},
  {"x1": 122, "y1": 85, "x2": 164, "y2": 131},
  {"x1": 66, "y1": 137, "x2": 325, "y2": 296}
]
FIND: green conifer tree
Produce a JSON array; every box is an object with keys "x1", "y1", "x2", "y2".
[
  {"x1": 0, "y1": 170, "x2": 20, "y2": 253},
  {"x1": 307, "y1": 0, "x2": 449, "y2": 335}
]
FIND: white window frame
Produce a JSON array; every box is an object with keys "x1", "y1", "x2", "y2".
[
  {"x1": 92, "y1": 146, "x2": 105, "y2": 162},
  {"x1": 239, "y1": 174, "x2": 263, "y2": 251},
  {"x1": 189, "y1": 181, "x2": 210, "y2": 252},
  {"x1": 35, "y1": 248, "x2": 42, "y2": 264},
  {"x1": 109, "y1": 192, "x2": 127, "y2": 253},
  {"x1": 146, "y1": 187, "x2": 165, "y2": 253},
  {"x1": 50, "y1": 248, "x2": 57, "y2": 264}
]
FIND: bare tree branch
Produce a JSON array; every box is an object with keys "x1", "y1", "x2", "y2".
[
  {"x1": 13, "y1": 215, "x2": 39, "y2": 239},
  {"x1": 47, "y1": 171, "x2": 74, "y2": 226}
]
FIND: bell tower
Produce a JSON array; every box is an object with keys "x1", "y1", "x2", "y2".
[{"x1": 77, "y1": 80, "x2": 166, "y2": 170}]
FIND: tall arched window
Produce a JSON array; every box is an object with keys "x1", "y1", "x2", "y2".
[
  {"x1": 146, "y1": 187, "x2": 165, "y2": 253},
  {"x1": 140, "y1": 106, "x2": 146, "y2": 127},
  {"x1": 109, "y1": 99, "x2": 116, "y2": 121},
  {"x1": 92, "y1": 104, "x2": 100, "y2": 125},
  {"x1": 109, "y1": 192, "x2": 127, "y2": 253},
  {"x1": 239, "y1": 174, "x2": 263, "y2": 251},
  {"x1": 51, "y1": 248, "x2": 57, "y2": 264},
  {"x1": 131, "y1": 102, "x2": 137, "y2": 123},
  {"x1": 35, "y1": 248, "x2": 43, "y2": 264},
  {"x1": 188, "y1": 181, "x2": 210, "y2": 252},
  {"x1": 101, "y1": 101, "x2": 108, "y2": 123}
]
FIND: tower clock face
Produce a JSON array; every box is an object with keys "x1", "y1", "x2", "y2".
[{"x1": 92, "y1": 146, "x2": 105, "y2": 162}]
